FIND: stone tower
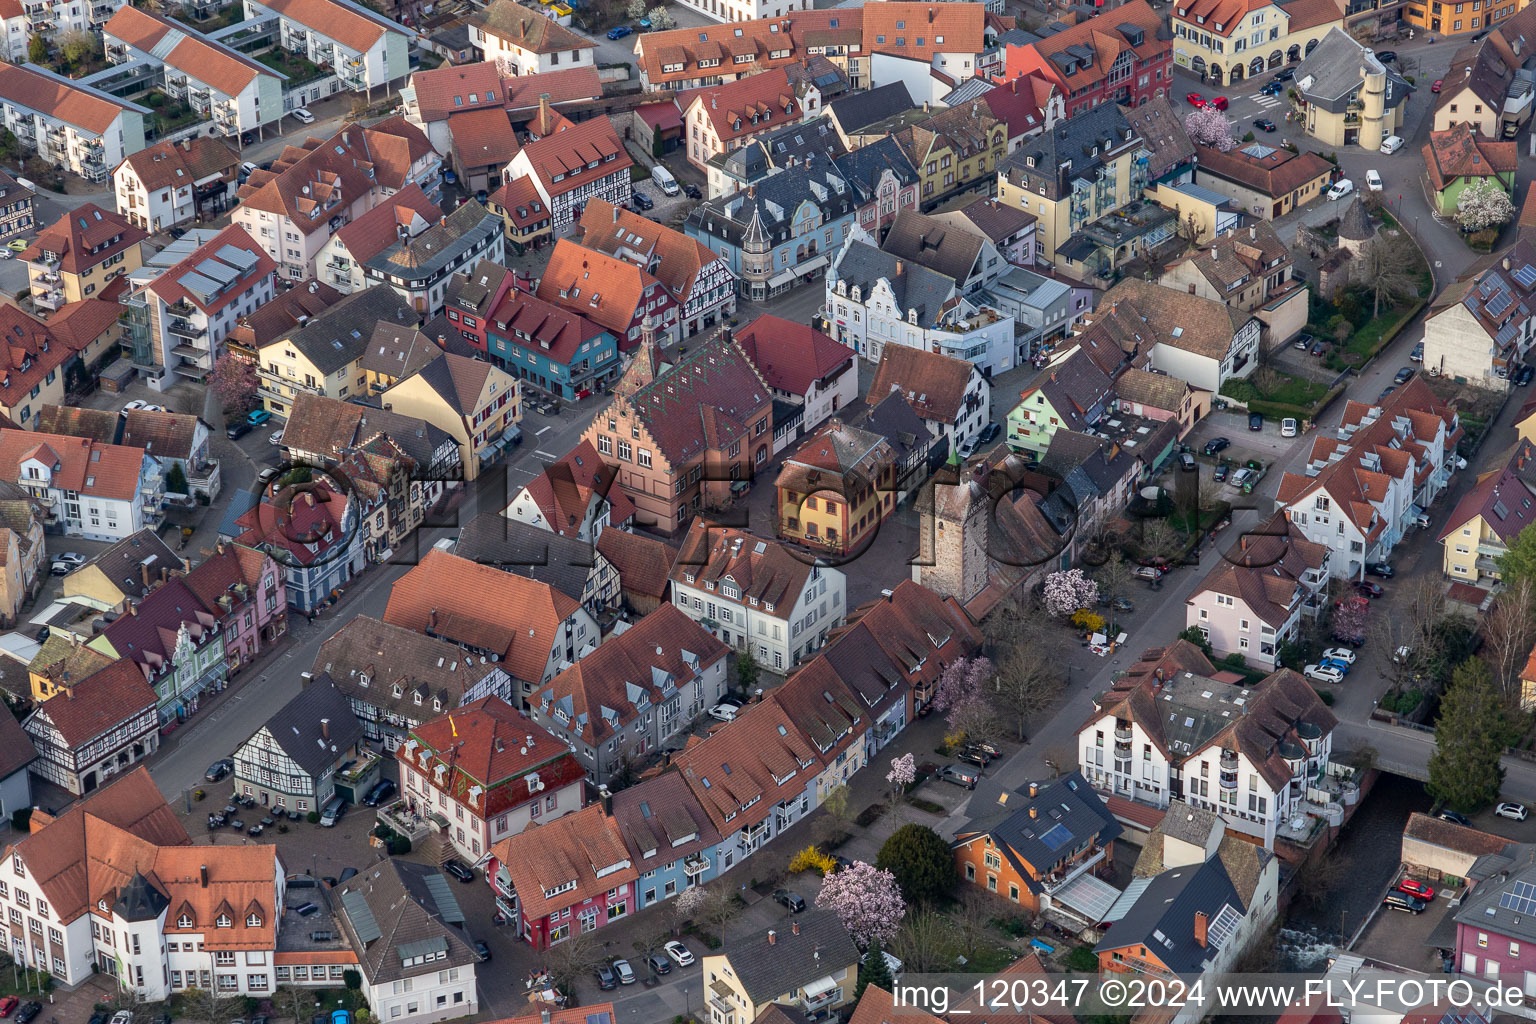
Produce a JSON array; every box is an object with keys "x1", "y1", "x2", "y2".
[
  {"x1": 1359, "y1": 54, "x2": 1388, "y2": 152},
  {"x1": 916, "y1": 462, "x2": 992, "y2": 604}
]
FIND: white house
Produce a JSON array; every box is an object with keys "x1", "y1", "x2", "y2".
[
  {"x1": 1185, "y1": 512, "x2": 1330, "y2": 669},
  {"x1": 1, "y1": 0, "x2": 131, "y2": 63},
  {"x1": 667, "y1": 520, "x2": 847, "y2": 672},
  {"x1": 1078, "y1": 642, "x2": 1337, "y2": 849},
  {"x1": 244, "y1": 0, "x2": 412, "y2": 96},
  {"x1": 1091, "y1": 278, "x2": 1261, "y2": 393},
  {"x1": 467, "y1": 0, "x2": 596, "y2": 75},
  {"x1": 1276, "y1": 377, "x2": 1461, "y2": 580},
  {"x1": 141, "y1": 226, "x2": 278, "y2": 385},
  {"x1": 24, "y1": 658, "x2": 160, "y2": 796},
  {"x1": 668, "y1": 0, "x2": 806, "y2": 26},
  {"x1": 1421, "y1": 238, "x2": 1536, "y2": 389},
  {"x1": 868, "y1": 345, "x2": 990, "y2": 456},
  {"x1": 0, "y1": 768, "x2": 284, "y2": 997},
  {"x1": 315, "y1": 183, "x2": 442, "y2": 294},
  {"x1": 0, "y1": 64, "x2": 147, "y2": 183},
  {"x1": 0, "y1": 430, "x2": 161, "y2": 542},
  {"x1": 502, "y1": 116, "x2": 631, "y2": 236},
  {"x1": 103, "y1": 7, "x2": 285, "y2": 141},
  {"x1": 733, "y1": 315, "x2": 859, "y2": 455},
  {"x1": 113, "y1": 136, "x2": 241, "y2": 235}
]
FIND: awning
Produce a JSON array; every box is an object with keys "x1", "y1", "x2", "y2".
[
  {"x1": 802, "y1": 976, "x2": 838, "y2": 1000},
  {"x1": 768, "y1": 268, "x2": 797, "y2": 288},
  {"x1": 798, "y1": 255, "x2": 830, "y2": 275},
  {"x1": 1051, "y1": 872, "x2": 1123, "y2": 925}
]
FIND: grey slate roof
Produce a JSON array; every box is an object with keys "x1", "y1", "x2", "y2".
[
  {"x1": 76, "y1": 529, "x2": 185, "y2": 602},
  {"x1": 833, "y1": 137, "x2": 920, "y2": 200},
  {"x1": 686, "y1": 164, "x2": 857, "y2": 250},
  {"x1": 859, "y1": 390, "x2": 934, "y2": 465},
  {"x1": 954, "y1": 771, "x2": 1122, "y2": 894},
  {"x1": 826, "y1": 82, "x2": 916, "y2": 135},
  {"x1": 942, "y1": 77, "x2": 996, "y2": 106},
  {"x1": 274, "y1": 284, "x2": 417, "y2": 376},
  {"x1": 1454, "y1": 853, "x2": 1536, "y2": 942},
  {"x1": 1295, "y1": 28, "x2": 1411, "y2": 112},
  {"x1": 244, "y1": 676, "x2": 364, "y2": 781},
  {"x1": 335, "y1": 859, "x2": 479, "y2": 985},
  {"x1": 363, "y1": 202, "x2": 502, "y2": 285},
  {"x1": 217, "y1": 489, "x2": 261, "y2": 541},
  {"x1": 881, "y1": 208, "x2": 987, "y2": 284},
  {"x1": 720, "y1": 116, "x2": 846, "y2": 187},
  {"x1": 1002, "y1": 104, "x2": 1141, "y2": 202},
  {"x1": 723, "y1": 908, "x2": 860, "y2": 1004},
  {"x1": 1159, "y1": 800, "x2": 1220, "y2": 846},
  {"x1": 1094, "y1": 856, "x2": 1245, "y2": 972},
  {"x1": 454, "y1": 511, "x2": 600, "y2": 604},
  {"x1": 314, "y1": 616, "x2": 504, "y2": 724},
  {"x1": 114, "y1": 870, "x2": 169, "y2": 923},
  {"x1": 832, "y1": 240, "x2": 957, "y2": 329}
]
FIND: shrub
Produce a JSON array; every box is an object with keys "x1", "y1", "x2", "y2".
[
  {"x1": 907, "y1": 798, "x2": 945, "y2": 814},
  {"x1": 1064, "y1": 946, "x2": 1099, "y2": 972},
  {"x1": 307, "y1": 811, "x2": 320, "y2": 824},
  {"x1": 9, "y1": 809, "x2": 28, "y2": 832},
  {"x1": 996, "y1": 916, "x2": 1030, "y2": 938},
  {"x1": 388, "y1": 836, "x2": 412, "y2": 855},
  {"x1": 1317, "y1": 690, "x2": 1335, "y2": 706},
  {"x1": 788, "y1": 846, "x2": 837, "y2": 876},
  {"x1": 854, "y1": 804, "x2": 884, "y2": 828},
  {"x1": 344, "y1": 969, "x2": 362, "y2": 991},
  {"x1": 1380, "y1": 689, "x2": 1425, "y2": 715},
  {"x1": 1069, "y1": 609, "x2": 1106, "y2": 633}
]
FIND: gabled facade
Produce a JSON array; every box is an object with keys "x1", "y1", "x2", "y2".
[
  {"x1": 1158, "y1": 223, "x2": 1307, "y2": 349},
  {"x1": 0, "y1": 64, "x2": 146, "y2": 183},
  {"x1": 111, "y1": 134, "x2": 241, "y2": 234},
  {"x1": 681, "y1": 67, "x2": 812, "y2": 173},
  {"x1": 233, "y1": 482, "x2": 363, "y2": 613},
  {"x1": 182, "y1": 540, "x2": 287, "y2": 675},
  {"x1": 1422, "y1": 239, "x2": 1536, "y2": 388},
  {"x1": 467, "y1": 0, "x2": 596, "y2": 75},
  {"x1": 503, "y1": 438, "x2": 635, "y2": 542},
  {"x1": 1423, "y1": 123, "x2": 1517, "y2": 217},
  {"x1": 1002, "y1": 0, "x2": 1169, "y2": 114},
  {"x1": 891, "y1": 101, "x2": 1008, "y2": 210},
  {"x1": 243, "y1": 0, "x2": 412, "y2": 94},
  {"x1": 23, "y1": 203, "x2": 147, "y2": 312},
  {"x1": 1291, "y1": 28, "x2": 1410, "y2": 151},
  {"x1": 378, "y1": 349, "x2": 521, "y2": 481},
  {"x1": 503, "y1": 116, "x2": 632, "y2": 237},
  {"x1": 23, "y1": 658, "x2": 159, "y2": 795},
  {"x1": 701, "y1": 910, "x2": 859, "y2": 1023},
  {"x1": 88, "y1": 577, "x2": 228, "y2": 726},
  {"x1": 1170, "y1": 0, "x2": 1342, "y2": 88},
  {"x1": 535, "y1": 239, "x2": 680, "y2": 352},
  {"x1": 1439, "y1": 438, "x2": 1536, "y2": 583},
  {"x1": 0, "y1": 429, "x2": 161, "y2": 541},
  {"x1": 233, "y1": 677, "x2": 368, "y2": 814},
  {"x1": 868, "y1": 344, "x2": 990, "y2": 454},
  {"x1": 397, "y1": 696, "x2": 586, "y2": 863},
  {"x1": 255, "y1": 285, "x2": 418, "y2": 416},
  {"x1": 734, "y1": 314, "x2": 858, "y2": 452},
  {"x1": 776, "y1": 418, "x2": 899, "y2": 556}
]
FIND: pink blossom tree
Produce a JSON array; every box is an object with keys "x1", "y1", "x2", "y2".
[
  {"x1": 886, "y1": 752, "x2": 917, "y2": 810},
  {"x1": 1184, "y1": 106, "x2": 1237, "y2": 152},
  {"x1": 1043, "y1": 569, "x2": 1099, "y2": 617},
  {"x1": 210, "y1": 353, "x2": 260, "y2": 417},
  {"x1": 932, "y1": 657, "x2": 997, "y2": 739},
  {"x1": 815, "y1": 860, "x2": 906, "y2": 948}
]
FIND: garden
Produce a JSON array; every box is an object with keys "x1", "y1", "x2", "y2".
[
  {"x1": 1310, "y1": 217, "x2": 1432, "y2": 373},
  {"x1": 257, "y1": 48, "x2": 330, "y2": 85},
  {"x1": 1219, "y1": 371, "x2": 1337, "y2": 423},
  {"x1": 141, "y1": 93, "x2": 203, "y2": 139},
  {"x1": 173, "y1": 3, "x2": 245, "y2": 31}
]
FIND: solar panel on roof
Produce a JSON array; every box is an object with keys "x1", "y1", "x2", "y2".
[
  {"x1": 1500, "y1": 880, "x2": 1536, "y2": 914},
  {"x1": 1515, "y1": 265, "x2": 1536, "y2": 289},
  {"x1": 1038, "y1": 822, "x2": 1073, "y2": 852},
  {"x1": 423, "y1": 872, "x2": 465, "y2": 924},
  {"x1": 1486, "y1": 291, "x2": 1514, "y2": 318},
  {"x1": 177, "y1": 270, "x2": 222, "y2": 304},
  {"x1": 339, "y1": 889, "x2": 381, "y2": 943},
  {"x1": 197, "y1": 259, "x2": 238, "y2": 286},
  {"x1": 216, "y1": 244, "x2": 259, "y2": 271}
]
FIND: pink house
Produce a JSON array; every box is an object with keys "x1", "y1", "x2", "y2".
[{"x1": 183, "y1": 540, "x2": 287, "y2": 674}]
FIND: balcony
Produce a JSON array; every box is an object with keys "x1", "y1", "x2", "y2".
[
  {"x1": 170, "y1": 343, "x2": 208, "y2": 360},
  {"x1": 167, "y1": 318, "x2": 206, "y2": 340},
  {"x1": 1478, "y1": 541, "x2": 1508, "y2": 557},
  {"x1": 33, "y1": 289, "x2": 63, "y2": 312},
  {"x1": 38, "y1": 270, "x2": 58, "y2": 284},
  {"x1": 167, "y1": 299, "x2": 195, "y2": 316},
  {"x1": 1114, "y1": 723, "x2": 1132, "y2": 741},
  {"x1": 682, "y1": 854, "x2": 710, "y2": 877}
]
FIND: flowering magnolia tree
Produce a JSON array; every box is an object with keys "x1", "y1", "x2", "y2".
[
  {"x1": 1184, "y1": 106, "x2": 1237, "y2": 152},
  {"x1": 886, "y1": 752, "x2": 916, "y2": 808},
  {"x1": 673, "y1": 885, "x2": 705, "y2": 923},
  {"x1": 1455, "y1": 179, "x2": 1516, "y2": 232},
  {"x1": 210, "y1": 353, "x2": 260, "y2": 417},
  {"x1": 815, "y1": 860, "x2": 905, "y2": 947},
  {"x1": 1043, "y1": 569, "x2": 1099, "y2": 617},
  {"x1": 931, "y1": 657, "x2": 996, "y2": 739}
]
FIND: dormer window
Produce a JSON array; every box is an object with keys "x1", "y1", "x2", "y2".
[
  {"x1": 414, "y1": 692, "x2": 422, "y2": 705},
  {"x1": 216, "y1": 915, "x2": 231, "y2": 928},
  {"x1": 246, "y1": 913, "x2": 262, "y2": 927},
  {"x1": 98, "y1": 899, "x2": 108, "y2": 913},
  {"x1": 177, "y1": 915, "x2": 192, "y2": 928}
]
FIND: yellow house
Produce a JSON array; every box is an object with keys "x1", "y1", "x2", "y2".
[
  {"x1": 379, "y1": 350, "x2": 521, "y2": 482},
  {"x1": 1291, "y1": 28, "x2": 1409, "y2": 151},
  {"x1": 997, "y1": 104, "x2": 1148, "y2": 265},
  {"x1": 61, "y1": 529, "x2": 186, "y2": 613},
  {"x1": 20, "y1": 203, "x2": 148, "y2": 313},
  {"x1": 700, "y1": 910, "x2": 860, "y2": 1024},
  {"x1": 27, "y1": 631, "x2": 116, "y2": 702},
  {"x1": 1146, "y1": 182, "x2": 1239, "y2": 245},
  {"x1": 776, "y1": 419, "x2": 897, "y2": 557},
  {"x1": 1439, "y1": 441, "x2": 1534, "y2": 584},
  {"x1": 256, "y1": 285, "x2": 417, "y2": 417},
  {"x1": 1171, "y1": 0, "x2": 1344, "y2": 88},
  {"x1": 895, "y1": 104, "x2": 1009, "y2": 211}
]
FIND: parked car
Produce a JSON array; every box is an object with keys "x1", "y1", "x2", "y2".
[
  {"x1": 1261, "y1": 80, "x2": 1285, "y2": 95},
  {"x1": 1432, "y1": 79, "x2": 1443, "y2": 92},
  {"x1": 1411, "y1": 341, "x2": 1424, "y2": 362},
  {"x1": 205, "y1": 759, "x2": 233, "y2": 782},
  {"x1": 613, "y1": 959, "x2": 635, "y2": 984},
  {"x1": 227, "y1": 420, "x2": 253, "y2": 440},
  {"x1": 51, "y1": 551, "x2": 85, "y2": 575},
  {"x1": 772, "y1": 889, "x2": 806, "y2": 912},
  {"x1": 1326, "y1": 179, "x2": 1355, "y2": 200},
  {"x1": 1281, "y1": 417, "x2": 1298, "y2": 437},
  {"x1": 5, "y1": 239, "x2": 24, "y2": 252},
  {"x1": 1377, "y1": 386, "x2": 1396, "y2": 402},
  {"x1": 1132, "y1": 565, "x2": 1163, "y2": 581},
  {"x1": 247, "y1": 409, "x2": 272, "y2": 426},
  {"x1": 937, "y1": 764, "x2": 979, "y2": 789},
  {"x1": 1294, "y1": 332, "x2": 1315, "y2": 350},
  {"x1": 708, "y1": 701, "x2": 741, "y2": 722},
  {"x1": 606, "y1": 24, "x2": 632, "y2": 38},
  {"x1": 1366, "y1": 562, "x2": 1395, "y2": 578},
  {"x1": 1356, "y1": 581, "x2": 1385, "y2": 598},
  {"x1": 1374, "y1": 49, "x2": 1398, "y2": 62},
  {"x1": 1393, "y1": 645, "x2": 1413, "y2": 664},
  {"x1": 16, "y1": 1005, "x2": 40, "y2": 1024},
  {"x1": 1394, "y1": 367, "x2": 1415, "y2": 385},
  {"x1": 1304, "y1": 664, "x2": 1345, "y2": 684},
  {"x1": 664, "y1": 940, "x2": 694, "y2": 966},
  {"x1": 1382, "y1": 891, "x2": 1426, "y2": 914},
  {"x1": 594, "y1": 963, "x2": 617, "y2": 990},
  {"x1": 443, "y1": 859, "x2": 475, "y2": 883},
  {"x1": 474, "y1": 940, "x2": 491, "y2": 962},
  {"x1": 1248, "y1": 412, "x2": 1264, "y2": 431},
  {"x1": 1381, "y1": 134, "x2": 1405, "y2": 154},
  {"x1": 1319, "y1": 657, "x2": 1351, "y2": 675},
  {"x1": 1229, "y1": 468, "x2": 1256, "y2": 490},
  {"x1": 1438, "y1": 810, "x2": 1473, "y2": 827},
  {"x1": 1254, "y1": 117, "x2": 1277, "y2": 132},
  {"x1": 978, "y1": 422, "x2": 1001, "y2": 445},
  {"x1": 1332, "y1": 631, "x2": 1365, "y2": 648},
  {"x1": 292, "y1": 108, "x2": 315, "y2": 124},
  {"x1": 1497, "y1": 802, "x2": 1530, "y2": 821},
  {"x1": 362, "y1": 779, "x2": 396, "y2": 806},
  {"x1": 648, "y1": 953, "x2": 672, "y2": 976},
  {"x1": 1398, "y1": 879, "x2": 1436, "y2": 900},
  {"x1": 0, "y1": 996, "x2": 18, "y2": 1018},
  {"x1": 1178, "y1": 452, "x2": 1197, "y2": 473},
  {"x1": 1311, "y1": 338, "x2": 1327, "y2": 356},
  {"x1": 269, "y1": 429, "x2": 285, "y2": 446},
  {"x1": 1519, "y1": 365, "x2": 1535, "y2": 387},
  {"x1": 683, "y1": 182, "x2": 702, "y2": 199},
  {"x1": 955, "y1": 748, "x2": 989, "y2": 768},
  {"x1": 632, "y1": 192, "x2": 655, "y2": 211},
  {"x1": 1320, "y1": 647, "x2": 1357, "y2": 665},
  {"x1": 1366, "y1": 169, "x2": 1383, "y2": 191},
  {"x1": 1203, "y1": 437, "x2": 1231, "y2": 455},
  {"x1": 1274, "y1": 66, "x2": 1295, "y2": 81},
  {"x1": 1214, "y1": 462, "x2": 1231, "y2": 481}
]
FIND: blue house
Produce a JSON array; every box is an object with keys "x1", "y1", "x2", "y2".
[
  {"x1": 231, "y1": 481, "x2": 364, "y2": 614},
  {"x1": 684, "y1": 163, "x2": 859, "y2": 303},
  {"x1": 483, "y1": 288, "x2": 620, "y2": 400},
  {"x1": 610, "y1": 771, "x2": 723, "y2": 910}
]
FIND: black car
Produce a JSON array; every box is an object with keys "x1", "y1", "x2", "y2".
[
  {"x1": 1378, "y1": 386, "x2": 1397, "y2": 402},
  {"x1": 955, "y1": 748, "x2": 989, "y2": 768},
  {"x1": 1439, "y1": 809, "x2": 1473, "y2": 827},
  {"x1": 226, "y1": 420, "x2": 253, "y2": 440},
  {"x1": 594, "y1": 963, "x2": 617, "y2": 990},
  {"x1": 1382, "y1": 891, "x2": 1425, "y2": 913},
  {"x1": 474, "y1": 940, "x2": 491, "y2": 962},
  {"x1": 443, "y1": 859, "x2": 475, "y2": 883},
  {"x1": 1248, "y1": 412, "x2": 1264, "y2": 431},
  {"x1": 962, "y1": 743, "x2": 998, "y2": 762},
  {"x1": 1254, "y1": 117, "x2": 1277, "y2": 132},
  {"x1": 772, "y1": 889, "x2": 806, "y2": 912},
  {"x1": 632, "y1": 192, "x2": 655, "y2": 211},
  {"x1": 683, "y1": 182, "x2": 702, "y2": 199},
  {"x1": 648, "y1": 953, "x2": 672, "y2": 976},
  {"x1": 363, "y1": 779, "x2": 396, "y2": 806},
  {"x1": 1356, "y1": 581, "x2": 1385, "y2": 598},
  {"x1": 88, "y1": 1013, "x2": 107, "y2": 1024},
  {"x1": 978, "y1": 422, "x2": 1001, "y2": 445},
  {"x1": 1311, "y1": 338, "x2": 1327, "y2": 356},
  {"x1": 1332, "y1": 631, "x2": 1365, "y2": 648},
  {"x1": 1213, "y1": 462, "x2": 1230, "y2": 481},
  {"x1": 15, "y1": 1004, "x2": 39, "y2": 1024},
  {"x1": 1375, "y1": 49, "x2": 1398, "y2": 62},
  {"x1": 1519, "y1": 365, "x2": 1535, "y2": 387},
  {"x1": 1179, "y1": 452, "x2": 1197, "y2": 472},
  {"x1": 1274, "y1": 66, "x2": 1295, "y2": 81},
  {"x1": 205, "y1": 758, "x2": 233, "y2": 782},
  {"x1": 1365, "y1": 562, "x2": 1395, "y2": 578},
  {"x1": 1203, "y1": 437, "x2": 1231, "y2": 456}
]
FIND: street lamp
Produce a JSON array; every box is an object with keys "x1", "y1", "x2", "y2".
[{"x1": 683, "y1": 986, "x2": 690, "y2": 1021}]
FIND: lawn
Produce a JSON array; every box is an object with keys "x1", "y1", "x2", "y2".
[
  {"x1": 258, "y1": 48, "x2": 328, "y2": 84},
  {"x1": 146, "y1": 98, "x2": 201, "y2": 138},
  {"x1": 1333, "y1": 298, "x2": 1425, "y2": 364},
  {"x1": 1220, "y1": 369, "x2": 1333, "y2": 420}
]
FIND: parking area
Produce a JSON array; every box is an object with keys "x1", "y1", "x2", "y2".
[{"x1": 1351, "y1": 878, "x2": 1456, "y2": 972}]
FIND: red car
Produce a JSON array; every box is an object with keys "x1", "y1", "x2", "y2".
[
  {"x1": 0, "y1": 996, "x2": 18, "y2": 1017},
  {"x1": 1399, "y1": 879, "x2": 1436, "y2": 901},
  {"x1": 1207, "y1": 96, "x2": 1230, "y2": 110},
  {"x1": 1432, "y1": 79, "x2": 1443, "y2": 92},
  {"x1": 1186, "y1": 91, "x2": 1206, "y2": 107}
]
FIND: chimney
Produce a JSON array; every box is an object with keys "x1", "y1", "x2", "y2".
[
  {"x1": 768, "y1": 929, "x2": 777, "y2": 945},
  {"x1": 141, "y1": 562, "x2": 151, "y2": 590},
  {"x1": 540, "y1": 1011, "x2": 551, "y2": 1024},
  {"x1": 200, "y1": 865, "x2": 209, "y2": 888},
  {"x1": 216, "y1": 540, "x2": 226, "y2": 556},
  {"x1": 1029, "y1": 806, "x2": 1038, "y2": 819},
  {"x1": 600, "y1": 784, "x2": 613, "y2": 815},
  {"x1": 1505, "y1": 257, "x2": 1513, "y2": 271},
  {"x1": 1028, "y1": 782, "x2": 1038, "y2": 798},
  {"x1": 1249, "y1": 226, "x2": 1256, "y2": 240},
  {"x1": 1194, "y1": 910, "x2": 1209, "y2": 948},
  {"x1": 321, "y1": 719, "x2": 330, "y2": 740},
  {"x1": 128, "y1": 601, "x2": 138, "y2": 616},
  {"x1": 896, "y1": 260, "x2": 904, "y2": 277},
  {"x1": 792, "y1": 920, "x2": 800, "y2": 935}
]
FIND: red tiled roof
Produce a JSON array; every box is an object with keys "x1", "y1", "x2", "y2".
[
  {"x1": 233, "y1": 483, "x2": 351, "y2": 566},
  {"x1": 863, "y1": 2, "x2": 995, "y2": 61},
  {"x1": 512, "y1": 116, "x2": 632, "y2": 200},
  {"x1": 448, "y1": 107, "x2": 521, "y2": 170},
  {"x1": 103, "y1": 7, "x2": 271, "y2": 99},
  {"x1": 731, "y1": 315, "x2": 853, "y2": 400},
  {"x1": 673, "y1": 696, "x2": 822, "y2": 834},
  {"x1": 334, "y1": 183, "x2": 442, "y2": 263},
  {"x1": 408, "y1": 61, "x2": 602, "y2": 123},
  {"x1": 113, "y1": 133, "x2": 240, "y2": 194},
  {"x1": 147, "y1": 225, "x2": 276, "y2": 317},
  {"x1": 1422, "y1": 122, "x2": 1518, "y2": 192},
  {"x1": 0, "y1": 64, "x2": 128, "y2": 135},
  {"x1": 21, "y1": 203, "x2": 146, "y2": 277},
  {"x1": 489, "y1": 804, "x2": 636, "y2": 921},
  {"x1": 679, "y1": 68, "x2": 803, "y2": 146},
  {"x1": 868, "y1": 345, "x2": 981, "y2": 425},
  {"x1": 487, "y1": 287, "x2": 605, "y2": 368},
  {"x1": 1017, "y1": 0, "x2": 1161, "y2": 87},
  {"x1": 535, "y1": 239, "x2": 663, "y2": 338},
  {"x1": 487, "y1": 174, "x2": 549, "y2": 230},
  {"x1": 0, "y1": 428, "x2": 145, "y2": 501},
  {"x1": 594, "y1": 528, "x2": 675, "y2": 601},
  {"x1": 635, "y1": 10, "x2": 862, "y2": 87},
  {"x1": 30, "y1": 658, "x2": 157, "y2": 749},
  {"x1": 0, "y1": 305, "x2": 79, "y2": 410},
  {"x1": 516, "y1": 439, "x2": 636, "y2": 535},
  {"x1": 259, "y1": 0, "x2": 396, "y2": 52},
  {"x1": 576, "y1": 199, "x2": 726, "y2": 311}
]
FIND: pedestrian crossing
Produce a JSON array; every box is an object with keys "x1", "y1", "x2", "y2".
[{"x1": 1247, "y1": 91, "x2": 1286, "y2": 109}]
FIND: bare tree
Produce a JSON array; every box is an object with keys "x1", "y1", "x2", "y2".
[
  {"x1": 1484, "y1": 579, "x2": 1536, "y2": 706},
  {"x1": 1139, "y1": 518, "x2": 1183, "y2": 563},
  {"x1": 698, "y1": 880, "x2": 740, "y2": 946},
  {"x1": 817, "y1": 782, "x2": 856, "y2": 843},
  {"x1": 278, "y1": 987, "x2": 320, "y2": 1024},
  {"x1": 630, "y1": 921, "x2": 672, "y2": 981},
  {"x1": 1094, "y1": 556, "x2": 1136, "y2": 611},
  {"x1": 181, "y1": 989, "x2": 247, "y2": 1024},
  {"x1": 891, "y1": 906, "x2": 956, "y2": 972},
  {"x1": 991, "y1": 645, "x2": 1059, "y2": 740},
  {"x1": 1357, "y1": 236, "x2": 1420, "y2": 318},
  {"x1": 952, "y1": 887, "x2": 1003, "y2": 959},
  {"x1": 1369, "y1": 576, "x2": 1447, "y2": 694},
  {"x1": 544, "y1": 929, "x2": 602, "y2": 994}
]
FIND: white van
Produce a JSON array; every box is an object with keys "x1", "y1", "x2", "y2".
[
  {"x1": 1380, "y1": 135, "x2": 1404, "y2": 154},
  {"x1": 319, "y1": 796, "x2": 347, "y2": 827},
  {"x1": 651, "y1": 164, "x2": 680, "y2": 196}
]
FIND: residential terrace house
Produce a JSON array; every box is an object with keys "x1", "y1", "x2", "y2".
[
  {"x1": 0, "y1": 64, "x2": 147, "y2": 183},
  {"x1": 232, "y1": 677, "x2": 371, "y2": 815}
]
